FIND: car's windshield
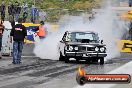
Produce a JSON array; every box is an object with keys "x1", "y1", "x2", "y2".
[{"x1": 66, "y1": 32, "x2": 99, "y2": 42}]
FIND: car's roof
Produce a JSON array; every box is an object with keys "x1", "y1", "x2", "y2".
[{"x1": 67, "y1": 31, "x2": 98, "y2": 34}]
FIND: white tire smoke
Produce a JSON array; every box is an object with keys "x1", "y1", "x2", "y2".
[{"x1": 34, "y1": 1, "x2": 128, "y2": 60}]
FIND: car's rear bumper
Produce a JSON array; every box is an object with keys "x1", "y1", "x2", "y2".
[{"x1": 65, "y1": 52, "x2": 107, "y2": 58}]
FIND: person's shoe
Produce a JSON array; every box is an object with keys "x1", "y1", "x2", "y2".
[
  {"x1": 17, "y1": 62, "x2": 22, "y2": 64},
  {"x1": 12, "y1": 62, "x2": 17, "y2": 64}
]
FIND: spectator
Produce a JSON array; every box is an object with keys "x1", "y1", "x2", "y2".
[
  {"x1": 0, "y1": 1, "x2": 6, "y2": 21},
  {"x1": 9, "y1": 15, "x2": 15, "y2": 28},
  {"x1": 31, "y1": 5, "x2": 37, "y2": 23},
  {"x1": 22, "y1": 2, "x2": 28, "y2": 22},
  {"x1": 8, "y1": 2, "x2": 15, "y2": 28},
  {"x1": 39, "y1": 10, "x2": 46, "y2": 22},
  {"x1": 8, "y1": 2, "x2": 15, "y2": 22},
  {"x1": 10, "y1": 18, "x2": 27, "y2": 64},
  {"x1": 0, "y1": 20, "x2": 4, "y2": 59},
  {"x1": 14, "y1": 2, "x2": 21, "y2": 22}
]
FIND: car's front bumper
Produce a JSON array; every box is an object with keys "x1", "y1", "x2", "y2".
[{"x1": 65, "y1": 52, "x2": 107, "y2": 57}]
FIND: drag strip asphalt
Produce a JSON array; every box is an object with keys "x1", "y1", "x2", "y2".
[{"x1": 0, "y1": 53, "x2": 131, "y2": 88}]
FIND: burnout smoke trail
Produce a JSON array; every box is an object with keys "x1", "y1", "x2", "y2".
[{"x1": 34, "y1": 1, "x2": 128, "y2": 60}]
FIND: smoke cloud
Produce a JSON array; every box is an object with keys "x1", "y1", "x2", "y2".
[{"x1": 34, "y1": 1, "x2": 128, "y2": 60}]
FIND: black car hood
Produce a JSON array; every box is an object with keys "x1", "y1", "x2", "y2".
[{"x1": 66, "y1": 42, "x2": 106, "y2": 47}]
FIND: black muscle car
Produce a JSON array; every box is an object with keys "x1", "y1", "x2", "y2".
[{"x1": 58, "y1": 31, "x2": 107, "y2": 65}]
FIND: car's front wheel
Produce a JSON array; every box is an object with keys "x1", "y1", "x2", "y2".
[
  {"x1": 100, "y1": 57, "x2": 104, "y2": 65},
  {"x1": 65, "y1": 57, "x2": 70, "y2": 63},
  {"x1": 59, "y1": 52, "x2": 64, "y2": 61}
]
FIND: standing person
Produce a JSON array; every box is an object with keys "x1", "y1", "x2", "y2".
[
  {"x1": 0, "y1": 1, "x2": 6, "y2": 21},
  {"x1": 10, "y1": 18, "x2": 27, "y2": 64},
  {"x1": 10, "y1": 15, "x2": 15, "y2": 28},
  {"x1": 39, "y1": 10, "x2": 46, "y2": 22},
  {"x1": 0, "y1": 20, "x2": 4, "y2": 59},
  {"x1": 22, "y1": 2, "x2": 28, "y2": 22},
  {"x1": 8, "y1": 2, "x2": 15, "y2": 22},
  {"x1": 8, "y1": 2, "x2": 15, "y2": 28},
  {"x1": 34, "y1": 21, "x2": 47, "y2": 40},
  {"x1": 31, "y1": 5, "x2": 37, "y2": 23},
  {"x1": 14, "y1": 2, "x2": 21, "y2": 22},
  {"x1": 35, "y1": 9, "x2": 39, "y2": 23},
  {"x1": 14, "y1": 1, "x2": 17, "y2": 20}
]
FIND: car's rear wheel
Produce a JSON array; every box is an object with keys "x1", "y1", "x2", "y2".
[
  {"x1": 65, "y1": 57, "x2": 70, "y2": 63},
  {"x1": 59, "y1": 52, "x2": 64, "y2": 61},
  {"x1": 100, "y1": 57, "x2": 104, "y2": 65}
]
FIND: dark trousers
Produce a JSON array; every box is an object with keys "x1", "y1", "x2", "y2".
[
  {"x1": 23, "y1": 12, "x2": 28, "y2": 22},
  {"x1": 31, "y1": 16, "x2": 36, "y2": 23},
  {"x1": 12, "y1": 41, "x2": 24, "y2": 64}
]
